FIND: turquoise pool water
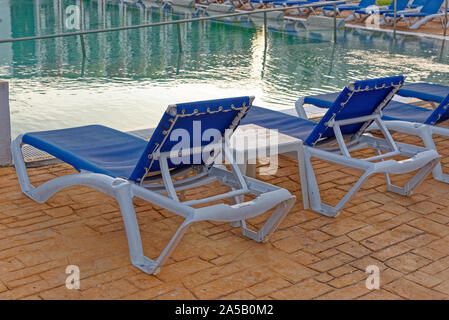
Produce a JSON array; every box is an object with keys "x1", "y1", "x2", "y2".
[{"x1": 1, "y1": 0, "x2": 448, "y2": 137}]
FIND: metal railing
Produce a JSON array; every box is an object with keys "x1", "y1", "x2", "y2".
[
  {"x1": 0, "y1": 0, "x2": 350, "y2": 49},
  {"x1": 2, "y1": 0, "x2": 445, "y2": 56},
  {"x1": 444, "y1": 0, "x2": 448, "y2": 37}
]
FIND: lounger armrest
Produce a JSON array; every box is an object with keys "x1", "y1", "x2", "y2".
[
  {"x1": 372, "y1": 149, "x2": 440, "y2": 175},
  {"x1": 192, "y1": 188, "x2": 294, "y2": 222},
  {"x1": 307, "y1": 146, "x2": 375, "y2": 171},
  {"x1": 295, "y1": 97, "x2": 309, "y2": 120}
]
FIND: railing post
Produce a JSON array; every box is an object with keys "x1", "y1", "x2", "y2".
[
  {"x1": 0, "y1": 81, "x2": 12, "y2": 166},
  {"x1": 177, "y1": 23, "x2": 183, "y2": 53},
  {"x1": 264, "y1": 11, "x2": 267, "y2": 35},
  {"x1": 262, "y1": 11, "x2": 268, "y2": 78},
  {"x1": 393, "y1": 0, "x2": 397, "y2": 40},
  {"x1": 333, "y1": 3, "x2": 337, "y2": 43},
  {"x1": 79, "y1": 0, "x2": 86, "y2": 57},
  {"x1": 444, "y1": 0, "x2": 448, "y2": 37}
]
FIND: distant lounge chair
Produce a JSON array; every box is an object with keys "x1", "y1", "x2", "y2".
[
  {"x1": 397, "y1": 82, "x2": 449, "y2": 104},
  {"x1": 272, "y1": 0, "x2": 320, "y2": 16},
  {"x1": 234, "y1": 0, "x2": 285, "y2": 19},
  {"x1": 321, "y1": 0, "x2": 376, "y2": 19},
  {"x1": 11, "y1": 97, "x2": 296, "y2": 275},
  {"x1": 353, "y1": 0, "x2": 410, "y2": 23},
  {"x1": 296, "y1": 82, "x2": 449, "y2": 183},
  {"x1": 240, "y1": 76, "x2": 439, "y2": 217},
  {"x1": 384, "y1": 0, "x2": 446, "y2": 29},
  {"x1": 239, "y1": 0, "x2": 277, "y2": 9}
]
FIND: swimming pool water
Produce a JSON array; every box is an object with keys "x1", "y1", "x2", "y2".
[{"x1": 0, "y1": 0, "x2": 448, "y2": 137}]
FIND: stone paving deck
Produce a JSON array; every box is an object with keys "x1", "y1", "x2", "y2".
[{"x1": 2, "y1": 121, "x2": 449, "y2": 300}]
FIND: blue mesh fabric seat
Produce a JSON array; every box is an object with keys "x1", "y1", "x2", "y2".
[
  {"x1": 22, "y1": 125, "x2": 147, "y2": 179},
  {"x1": 240, "y1": 106, "x2": 317, "y2": 142},
  {"x1": 381, "y1": 101, "x2": 435, "y2": 123},
  {"x1": 398, "y1": 82, "x2": 449, "y2": 103}
]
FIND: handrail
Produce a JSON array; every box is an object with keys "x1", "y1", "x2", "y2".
[{"x1": 0, "y1": 0, "x2": 351, "y2": 44}]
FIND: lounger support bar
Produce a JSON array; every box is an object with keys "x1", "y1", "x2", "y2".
[
  {"x1": 369, "y1": 120, "x2": 449, "y2": 183},
  {"x1": 11, "y1": 135, "x2": 295, "y2": 275}
]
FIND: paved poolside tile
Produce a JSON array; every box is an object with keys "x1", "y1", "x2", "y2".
[{"x1": 3, "y1": 121, "x2": 449, "y2": 299}]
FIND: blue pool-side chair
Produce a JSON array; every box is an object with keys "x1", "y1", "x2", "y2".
[
  {"x1": 353, "y1": 0, "x2": 410, "y2": 23},
  {"x1": 11, "y1": 97, "x2": 296, "y2": 275},
  {"x1": 384, "y1": 0, "x2": 446, "y2": 29},
  {"x1": 321, "y1": 0, "x2": 376, "y2": 18},
  {"x1": 296, "y1": 83, "x2": 449, "y2": 183},
  {"x1": 240, "y1": 76, "x2": 439, "y2": 217}
]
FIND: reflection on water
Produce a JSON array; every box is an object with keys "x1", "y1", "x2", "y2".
[{"x1": 0, "y1": 0, "x2": 448, "y2": 137}]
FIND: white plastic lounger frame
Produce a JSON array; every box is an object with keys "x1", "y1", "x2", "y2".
[
  {"x1": 367, "y1": 120, "x2": 449, "y2": 183},
  {"x1": 11, "y1": 134, "x2": 295, "y2": 275},
  {"x1": 404, "y1": 12, "x2": 447, "y2": 29},
  {"x1": 383, "y1": 7, "x2": 447, "y2": 29},
  {"x1": 295, "y1": 88, "x2": 440, "y2": 217}
]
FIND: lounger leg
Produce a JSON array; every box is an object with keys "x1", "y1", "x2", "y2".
[
  {"x1": 373, "y1": 145, "x2": 439, "y2": 195},
  {"x1": 114, "y1": 180, "x2": 192, "y2": 275},
  {"x1": 11, "y1": 135, "x2": 36, "y2": 199},
  {"x1": 376, "y1": 121, "x2": 449, "y2": 184},
  {"x1": 302, "y1": 147, "x2": 374, "y2": 217},
  {"x1": 240, "y1": 197, "x2": 296, "y2": 242},
  {"x1": 421, "y1": 126, "x2": 449, "y2": 183},
  {"x1": 229, "y1": 160, "x2": 248, "y2": 228},
  {"x1": 409, "y1": 15, "x2": 437, "y2": 29},
  {"x1": 297, "y1": 143, "x2": 309, "y2": 210},
  {"x1": 386, "y1": 158, "x2": 439, "y2": 196}
]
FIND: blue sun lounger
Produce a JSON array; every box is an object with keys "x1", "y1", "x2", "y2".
[
  {"x1": 384, "y1": 0, "x2": 445, "y2": 29},
  {"x1": 11, "y1": 96, "x2": 296, "y2": 275},
  {"x1": 353, "y1": 0, "x2": 409, "y2": 23},
  {"x1": 240, "y1": 76, "x2": 439, "y2": 217},
  {"x1": 321, "y1": 0, "x2": 376, "y2": 18},
  {"x1": 297, "y1": 83, "x2": 449, "y2": 184}
]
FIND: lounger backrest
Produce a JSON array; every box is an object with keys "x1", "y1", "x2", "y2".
[
  {"x1": 411, "y1": 0, "x2": 428, "y2": 7},
  {"x1": 389, "y1": 0, "x2": 411, "y2": 10},
  {"x1": 359, "y1": 0, "x2": 376, "y2": 8},
  {"x1": 129, "y1": 96, "x2": 253, "y2": 182},
  {"x1": 421, "y1": 0, "x2": 444, "y2": 14},
  {"x1": 304, "y1": 76, "x2": 405, "y2": 146},
  {"x1": 425, "y1": 94, "x2": 449, "y2": 125}
]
